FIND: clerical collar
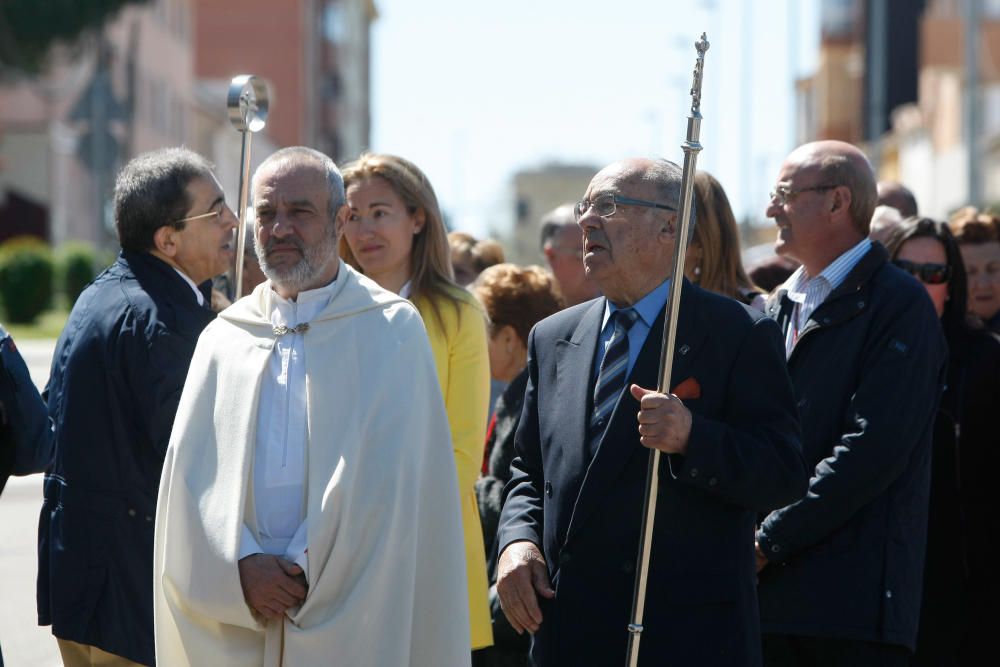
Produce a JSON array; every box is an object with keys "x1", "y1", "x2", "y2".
[{"x1": 173, "y1": 268, "x2": 205, "y2": 306}]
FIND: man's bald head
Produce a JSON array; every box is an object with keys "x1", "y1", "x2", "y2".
[
  {"x1": 785, "y1": 141, "x2": 877, "y2": 236},
  {"x1": 877, "y1": 180, "x2": 918, "y2": 218}
]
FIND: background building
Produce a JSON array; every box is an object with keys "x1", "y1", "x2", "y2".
[
  {"x1": 795, "y1": 0, "x2": 1000, "y2": 219},
  {"x1": 505, "y1": 162, "x2": 597, "y2": 264},
  {"x1": 0, "y1": 0, "x2": 375, "y2": 251}
]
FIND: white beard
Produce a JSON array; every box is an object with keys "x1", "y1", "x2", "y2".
[{"x1": 255, "y1": 226, "x2": 339, "y2": 293}]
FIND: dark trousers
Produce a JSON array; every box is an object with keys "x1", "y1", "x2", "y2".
[{"x1": 763, "y1": 634, "x2": 911, "y2": 667}]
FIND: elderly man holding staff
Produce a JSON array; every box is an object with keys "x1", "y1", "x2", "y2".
[{"x1": 496, "y1": 157, "x2": 807, "y2": 666}]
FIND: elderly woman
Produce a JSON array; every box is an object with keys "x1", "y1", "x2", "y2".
[
  {"x1": 949, "y1": 207, "x2": 1000, "y2": 331},
  {"x1": 885, "y1": 217, "x2": 1000, "y2": 665},
  {"x1": 471, "y1": 263, "x2": 562, "y2": 667},
  {"x1": 684, "y1": 171, "x2": 764, "y2": 308},
  {"x1": 340, "y1": 153, "x2": 494, "y2": 651}
]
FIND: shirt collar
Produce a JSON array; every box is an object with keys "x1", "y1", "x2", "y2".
[
  {"x1": 782, "y1": 238, "x2": 872, "y2": 298},
  {"x1": 602, "y1": 278, "x2": 672, "y2": 331},
  {"x1": 268, "y1": 274, "x2": 340, "y2": 309},
  {"x1": 173, "y1": 268, "x2": 205, "y2": 306},
  {"x1": 816, "y1": 238, "x2": 871, "y2": 289}
]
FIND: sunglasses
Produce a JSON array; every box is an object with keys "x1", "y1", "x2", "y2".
[{"x1": 893, "y1": 259, "x2": 952, "y2": 285}]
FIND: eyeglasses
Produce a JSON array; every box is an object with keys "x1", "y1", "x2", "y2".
[
  {"x1": 768, "y1": 183, "x2": 838, "y2": 206},
  {"x1": 173, "y1": 207, "x2": 227, "y2": 225},
  {"x1": 893, "y1": 259, "x2": 952, "y2": 285},
  {"x1": 573, "y1": 193, "x2": 676, "y2": 221}
]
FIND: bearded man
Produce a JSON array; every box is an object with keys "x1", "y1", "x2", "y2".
[{"x1": 153, "y1": 147, "x2": 470, "y2": 666}]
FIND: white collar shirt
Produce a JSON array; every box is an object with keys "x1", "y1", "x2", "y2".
[
  {"x1": 173, "y1": 267, "x2": 205, "y2": 306},
  {"x1": 238, "y1": 277, "x2": 339, "y2": 578},
  {"x1": 781, "y1": 238, "x2": 872, "y2": 357}
]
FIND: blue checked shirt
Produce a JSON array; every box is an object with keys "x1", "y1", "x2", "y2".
[{"x1": 781, "y1": 238, "x2": 872, "y2": 357}]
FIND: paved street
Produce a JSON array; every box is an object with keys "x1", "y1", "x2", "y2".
[{"x1": 1, "y1": 339, "x2": 60, "y2": 666}]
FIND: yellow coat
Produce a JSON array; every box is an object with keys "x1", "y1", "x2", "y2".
[{"x1": 413, "y1": 289, "x2": 494, "y2": 650}]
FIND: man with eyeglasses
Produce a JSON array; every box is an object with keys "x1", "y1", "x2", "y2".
[
  {"x1": 539, "y1": 203, "x2": 600, "y2": 306},
  {"x1": 756, "y1": 140, "x2": 947, "y2": 667},
  {"x1": 37, "y1": 148, "x2": 237, "y2": 667},
  {"x1": 496, "y1": 157, "x2": 806, "y2": 666}
]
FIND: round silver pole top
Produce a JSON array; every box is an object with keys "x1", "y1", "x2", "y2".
[{"x1": 227, "y1": 75, "x2": 269, "y2": 132}]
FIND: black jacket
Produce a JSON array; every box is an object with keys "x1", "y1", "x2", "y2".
[
  {"x1": 498, "y1": 282, "x2": 807, "y2": 667},
  {"x1": 757, "y1": 242, "x2": 948, "y2": 652},
  {"x1": 915, "y1": 326, "x2": 1000, "y2": 664},
  {"x1": 37, "y1": 251, "x2": 215, "y2": 665},
  {"x1": 0, "y1": 327, "x2": 53, "y2": 493},
  {"x1": 475, "y1": 369, "x2": 531, "y2": 667}
]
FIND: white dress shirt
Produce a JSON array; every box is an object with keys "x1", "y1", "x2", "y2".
[
  {"x1": 782, "y1": 238, "x2": 871, "y2": 356},
  {"x1": 238, "y1": 277, "x2": 339, "y2": 578}
]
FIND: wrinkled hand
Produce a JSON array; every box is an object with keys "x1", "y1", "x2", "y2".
[
  {"x1": 630, "y1": 384, "x2": 692, "y2": 455},
  {"x1": 755, "y1": 542, "x2": 768, "y2": 574},
  {"x1": 238, "y1": 554, "x2": 308, "y2": 620},
  {"x1": 496, "y1": 541, "x2": 555, "y2": 635}
]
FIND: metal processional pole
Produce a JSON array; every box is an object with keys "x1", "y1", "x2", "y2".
[
  {"x1": 226, "y1": 75, "x2": 269, "y2": 300},
  {"x1": 625, "y1": 32, "x2": 710, "y2": 667}
]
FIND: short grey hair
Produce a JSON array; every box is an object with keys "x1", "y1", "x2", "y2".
[
  {"x1": 641, "y1": 159, "x2": 696, "y2": 241},
  {"x1": 539, "y1": 203, "x2": 578, "y2": 250},
  {"x1": 252, "y1": 146, "x2": 345, "y2": 220},
  {"x1": 814, "y1": 152, "x2": 877, "y2": 236}
]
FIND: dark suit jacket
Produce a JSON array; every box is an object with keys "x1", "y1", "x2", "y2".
[
  {"x1": 497, "y1": 282, "x2": 807, "y2": 667},
  {"x1": 37, "y1": 251, "x2": 215, "y2": 665}
]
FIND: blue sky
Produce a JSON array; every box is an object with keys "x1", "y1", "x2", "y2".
[{"x1": 370, "y1": 0, "x2": 820, "y2": 238}]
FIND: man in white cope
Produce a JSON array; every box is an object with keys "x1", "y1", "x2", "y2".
[{"x1": 153, "y1": 146, "x2": 471, "y2": 666}]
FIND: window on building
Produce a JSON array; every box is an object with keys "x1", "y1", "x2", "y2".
[{"x1": 323, "y1": 1, "x2": 347, "y2": 44}]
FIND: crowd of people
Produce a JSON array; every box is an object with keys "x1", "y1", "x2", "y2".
[{"x1": 0, "y1": 137, "x2": 997, "y2": 667}]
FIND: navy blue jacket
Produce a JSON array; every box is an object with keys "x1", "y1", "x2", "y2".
[
  {"x1": 498, "y1": 282, "x2": 807, "y2": 667},
  {"x1": 756, "y1": 242, "x2": 947, "y2": 652},
  {"x1": 0, "y1": 326, "x2": 54, "y2": 493},
  {"x1": 0, "y1": 327, "x2": 53, "y2": 667},
  {"x1": 37, "y1": 251, "x2": 215, "y2": 665}
]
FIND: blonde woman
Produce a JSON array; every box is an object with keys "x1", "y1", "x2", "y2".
[
  {"x1": 340, "y1": 153, "x2": 493, "y2": 651},
  {"x1": 684, "y1": 171, "x2": 765, "y2": 308}
]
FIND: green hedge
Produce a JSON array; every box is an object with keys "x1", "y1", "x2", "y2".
[
  {"x1": 0, "y1": 236, "x2": 54, "y2": 324},
  {"x1": 57, "y1": 240, "x2": 99, "y2": 306}
]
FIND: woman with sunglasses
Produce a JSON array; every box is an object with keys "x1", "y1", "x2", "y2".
[
  {"x1": 339, "y1": 153, "x2": 493, "y2": 653},
  {"x1": 885, "y1": 217, "x2": 1000, "y2": 666}
]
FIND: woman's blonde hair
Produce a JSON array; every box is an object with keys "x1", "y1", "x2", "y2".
[
  {"x1": 340, "y1": 153, "x2": 463, "y2": 327},
  {"x1": 691, "y1": 171, "x2": 761, "y2": 301}
]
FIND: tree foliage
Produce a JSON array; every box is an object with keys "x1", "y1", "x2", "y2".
[
  {"x1": 0, "y1": 0, "x2": 149, "y2": 74},
  {"x1": 0, "y1": 236, "x2": 54, "y2": 324}
]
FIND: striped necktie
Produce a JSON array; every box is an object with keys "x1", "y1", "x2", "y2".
[{"x1": 589, "y1": 308, "x2": 639, "y2": 452}]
